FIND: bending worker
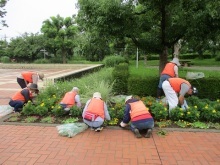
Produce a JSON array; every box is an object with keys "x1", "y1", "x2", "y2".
[
  {"x1": 17, "y1": 71, "x2": 44, "y2": 89},
  {"x1": 162, "y1": 77, "x2": 198, "y2": 113}
]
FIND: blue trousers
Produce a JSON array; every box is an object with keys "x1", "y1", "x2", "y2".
[{"x1": 9, "y1": 100, "x2": 24, "y2": 112}]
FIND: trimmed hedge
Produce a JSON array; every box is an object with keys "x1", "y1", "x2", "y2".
[
  {"x1": 126, "y1": 75, "x2": 220, "y2": 100},
  {"x1": 112, "y1": 63, "x2": 129, "y2": 95}
]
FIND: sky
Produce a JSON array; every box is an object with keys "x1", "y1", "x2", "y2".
[{"x1": 0, "y1": 0, "x2": 78, "y2": 41}]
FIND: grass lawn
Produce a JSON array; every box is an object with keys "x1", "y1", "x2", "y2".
[{"x1": 129, "y1": 59, "x2": 220, "y2": 78}]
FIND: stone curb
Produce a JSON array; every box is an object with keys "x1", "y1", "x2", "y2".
[{"x1": 0, "y1": 114, "x2": 219, "y2": 133}]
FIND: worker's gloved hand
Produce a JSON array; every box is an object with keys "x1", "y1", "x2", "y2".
[
  {"x1": 183, "y1": 100, "x2": 189, "y2": 109},
  {"x1": 119, "y1": 121, "x2": 127, "y2": 128},
  {"x1": 181, "y1": 104, "x2": 186, "y2": 110}
]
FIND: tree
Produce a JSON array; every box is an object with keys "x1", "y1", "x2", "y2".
[
  {"x1": 0, "y1": 0, "x2": 8, "y2": 29},
  {"x1": 41, "y1": 15, "x2": 78, "y2": 63},
  {"x1": 76, "y1": 0, "x2": 220, "y2": 73},
  {"x1": 6, "y1": 33, "x2": 46, "y2": 62}
]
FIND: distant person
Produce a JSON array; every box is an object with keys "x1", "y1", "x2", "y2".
[
  {"x1": 82, "y1": 92, "x2": 111, "y2": 132},
  {"x1": 162, "y1": 77, "x2": 198, "y2": 113},
  {"x1": 9, "y1": 83, "x2": 39, "y2": 113},
  {"x1": 17, "y1": 71, "x2": 44, "y2": 89},
  {"x1": 60, "y1": 87, "x2": 81, "y2": 112},
  {"x1": 156, "y1": 57, "x2": 181, "y2": 101},
  {"x1": 119, "y1": 96, "x2": 154, "y2": 138}
]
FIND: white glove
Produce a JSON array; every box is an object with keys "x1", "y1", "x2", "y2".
[
  {"x1": 120, "y1": 121, "x2": 128, "y2": 127},
  {"x1": 181, "y1": 104, "x2": 186, "y2": 110},
  {"x1": 183, "y1": 100, "x2": 189, "y2": 109}
]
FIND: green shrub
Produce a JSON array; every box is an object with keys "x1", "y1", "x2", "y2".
[
  {"x1": 215, "y1": 55, "x2": 220, "y2": 61},
  {"x1": 170, "y1": 107, "x2": 185, "y2": 121},
  {"x1": 69, "y1": 106, "x2": 82, "y2": 117},
  {"x1": 0, "y1": 56, "x2": 10, "y2": 63},
  {"x1": 103, "y1": 55, "x2": 127, "y2": 67},
  {"x1": 184, "y1": 106, "x2": 200, "y2": 122},
  {"x1": 112, "y1": 63, "x2": 129, "y2": 94},
  {"x1": 150, "y1": 102, "x2": 168, "y2": 121}
]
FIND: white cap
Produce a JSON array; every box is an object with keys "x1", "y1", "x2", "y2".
[
  {"x1": 171, "y1": 57, "x2": 181, "y2": 66},
  {"x1": 93, "y1": 92, "x2": 102, "y2": 99},
  {"x1": 125, "y1": 95, "x2": 132, "y2": 103},
  {"x1": 72, "y1": 87, "x2": 79, "y2": 92}
]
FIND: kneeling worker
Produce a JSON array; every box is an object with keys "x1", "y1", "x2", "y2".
[
  {"x1": 9, "y1": 83, "x2": 39, "y2": 112},
  {"x1": 120, "y1": 96, "x2": 154, "y2": 138},
  {"x1": 60, "y1": 87, "x2": 81, "y2": 111}
]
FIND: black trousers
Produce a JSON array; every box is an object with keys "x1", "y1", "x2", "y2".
[{"x1": 17, "y1": 77, "x2": 27, "y2": 89}]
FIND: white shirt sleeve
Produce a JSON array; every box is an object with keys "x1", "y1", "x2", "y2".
[
  {"x1": 75, "y1": 94, "x2": 81, "y2": 108},
  {"x1": 174, "y1": 65, "x2": 179, "y2": 77}
]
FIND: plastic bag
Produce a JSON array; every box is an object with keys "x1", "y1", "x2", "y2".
[
  {"x1": 186, "y1": 72, "x2": 205, "y2": 80},
  {"x1": 56, "y1": 123, "x2": 88, "y2": 138}
]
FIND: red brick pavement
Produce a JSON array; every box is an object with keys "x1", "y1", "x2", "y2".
[{"x1": 0, "y1": 125, "x2": 219, "y2": 165}]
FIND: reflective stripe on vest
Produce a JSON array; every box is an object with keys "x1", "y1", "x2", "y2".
[
  {"x1": 86, "y1": 98, "x2": 104, "y2": 119},
  {"x1": 161, "y1": 62, "x2": 176, "y2": 77},
  {"x1": 129, "y1": 101, "x2": 149, "y2": 120},
  {"x1": 22, "y1": 72, "x2": 35, "y2": 83},
  {"x1": 168, "y1": 78, "x2": 191, "y2": 93},
  {"x1": 60, "y1": 91, "x2": 77, "y2": 106}
]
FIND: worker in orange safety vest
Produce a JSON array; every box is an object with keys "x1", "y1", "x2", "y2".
[
  {"x1": 17, "y1": 71, "x2": 44, "y2": 89},
  {"x1": 156, "y1": 57, "x2": 181, "y2": 101},
  {"x1": 119, "y1": 96, "x2": 154, "y2": 138},
  {"x1": 82, "y1": 92, "x2": 111, "y2": 132},
  {"x1": 60, "y1": 87, "x2": 81, "y2": 112},
  {"x1": 9, "y1": 83, "x2": 39, "y2": 112}
]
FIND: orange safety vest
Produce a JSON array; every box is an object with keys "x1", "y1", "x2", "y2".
[
  {"x1": 168, "y1": 78, "x2": 191, "y2": 93},
  {"x1": 11, "y1": 88, "x2": 32, "y2": 102},
  {"x1": 21, "y1": 72, "x2": 36, "y2": 83},
  {"x1": 161, "y1": 62, "x2": 176, "y2": 77},
  {"x1": 86, "y1": 98, "x2": 105, "y2": 119},
  {"x1": 60, "y1": 91, "x2": 77, "y2": 106},
  {"x1": 129, "y1": 101, "x2": 150, "y2": 120}
]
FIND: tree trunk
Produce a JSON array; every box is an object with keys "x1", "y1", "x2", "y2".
[{"x1": 159, "y1": 46, "x2": 168, "y2": 74}]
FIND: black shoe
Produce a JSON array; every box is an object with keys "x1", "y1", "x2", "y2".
[
  {"x1": 145, "y1": 129, "x2": 152, "y2": 138},
  {"x1": 134, "y1": 129, "x2": 142, "y2": 138}
]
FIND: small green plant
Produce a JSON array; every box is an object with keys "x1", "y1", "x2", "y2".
[
  {"x1": 107, "y1": 118, "x2": 119, "y2": 125},
  {"x1": 155, "y1": 120, "x2": 172, "y2": 128},
  {"x1": 157, "y1": 129, "x2": 168, "y2": 136},
  {"x1": 61, "y1": 117, "x2": 79, "y2": 124},
  {"x1": 191, "y1": 121, "x2": 209, "y2": 129},
  {"x1": 40, "y1": 116, "x2": 56, "y2": 123},
  {"x1": 7, "y1": 113, "x2": 21, "y2": 122},
  {"x1": 207, "y1": 122, "x2": 220, "y2": 130},
  {"x1": 174, "y1": 120, "x2": 191, "y2": 128},
  {"x1": 23, "y1": 116, "x2": 39, "y2": 123}
]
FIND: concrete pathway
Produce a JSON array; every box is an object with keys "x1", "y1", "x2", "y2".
[{"x1": 0, "y1": 66, "x2": 220, "y2": 165}]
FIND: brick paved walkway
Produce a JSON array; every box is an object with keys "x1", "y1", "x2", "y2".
[{"x1": 0, "y1": 67, "x2": 220, "y2": 165}]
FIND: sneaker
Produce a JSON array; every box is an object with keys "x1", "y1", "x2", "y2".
[
  {"x1": 91, "y1": 127, "x2": 95, "y2": 130},
  {"x1": 145, "y1": 129, "x2": 152, "y2": 138},
  {"x1": 95, "y1": 127, "x2": 103, "y2": 132},
  {"x1": 134, "y1": 129, "x2": 142, "y2": 138},
  {"x1": 64, "y1": 108, "x2": 70, "y2": 111}
]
